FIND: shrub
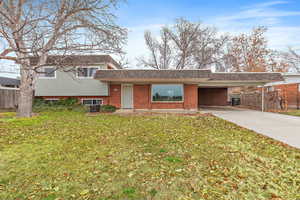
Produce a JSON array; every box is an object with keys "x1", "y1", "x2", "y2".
[
  {"x1": 100, "y1": 105, "x2": 117, "y2": 113},
  {"x1": 57, "y1": 97, "x2": 78, "y2": 106},
  {"x1": 33, "y1": 98, "x2": 87, "y2": 112}
]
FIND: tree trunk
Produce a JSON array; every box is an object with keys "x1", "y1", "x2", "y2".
[{"x1": 17, "y1": 67, "x2": 35, "y2": 117}]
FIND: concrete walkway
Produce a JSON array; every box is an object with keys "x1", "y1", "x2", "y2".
[{"x1": 201, "y1": 107, "x2": 300, "y2": 149}]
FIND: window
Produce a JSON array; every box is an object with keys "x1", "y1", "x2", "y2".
[
  {"x1": 151, "y1": 84, "x2": 183, "y2": 102},
  {"x1": 39, "y1": 67, "x2": 56, "y2": 78},
  {"x1": 82, "y1": 99, "x2": 103, "y2": 106},
  {"x1": 77, "y1": 67, "x2": 99, "y2": 78},
  {"x1": 267, "y1": 86, "x2": 275, "y2": 92}
]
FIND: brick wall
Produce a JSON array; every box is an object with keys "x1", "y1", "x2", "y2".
[
  {"x1": 40, "y1": 84, "x2": 199, "y2": 110},
  {"x1": 133, "y1": 85, "x2": 150, "y2": 109},
  {"x1": 184, "y1": 84, "x2": 198, "y2": 109},
  {"x1": 133, "y1": 84, "x2": 198, "y2": 110},
  {"x1": 108, "y1": 84, "x2": 121, "y2": 108},
  {"x1": 274, "y1": 84, "x2": 300, "y2": 109},
  {"x1": 198, "y1": 88, "x2": 228, "y2": 106}
]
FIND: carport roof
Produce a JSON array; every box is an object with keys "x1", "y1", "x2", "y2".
[{"x1": 94, "y1": 69, "x2": 283, "y2": 85}]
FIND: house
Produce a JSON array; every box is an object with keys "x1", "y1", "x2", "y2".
[
  {"x1": 0, "y1": 76, "x2": 20, "y2": 88},
  {"x1": 265, "y1": 73, "x2": 300, "y2": 109},
  {"x1": 34, "y1": 55, "x2": 283, "y2": 110},
  {"x1": 34, "y1": 55, "x2": 121, "y2": 106},
  {"x1": 93, "y1": 70, "x2": 283, "y2": 110}
]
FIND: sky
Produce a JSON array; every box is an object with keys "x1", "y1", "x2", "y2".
[
  {"x1": 115, "y1": 0, "x2": 300, "y2": 66},
  {"x1": 1, "y1": 0, "x2": 300, "y2": 77}
]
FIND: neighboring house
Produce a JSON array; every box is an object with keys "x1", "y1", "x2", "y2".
[
  {"x1": 93, "y1": 70, "x2": 283, "y2": 110},
  {"x1": 265, "y1": 73, "x2": 300, "y2": 109},
  {"x1": 0, "y1": 76, "x2": 20, "y2": 88},
  {"x1": 34, "y1": 55, "x2": 121, "y2": 106}
]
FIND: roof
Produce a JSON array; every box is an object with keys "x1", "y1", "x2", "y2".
[
  {"x1": 265, "y1": 73, "x2": 300, "y2": 86},
  {"x1": 94, "y1": 69, "x2": 211, "y2": 83},
  {"x1": 0, "y1": 76, "x2": 20, "y2": 86},
  {"x1": 94, "y1": 69, "x2": 283, "y2": 85},
  {"x1": 29, "y1": 55, "x2": 121, "y2": 69},
  {"x1": 210, "y1": 72, "x2": 283, "y2": 82}
]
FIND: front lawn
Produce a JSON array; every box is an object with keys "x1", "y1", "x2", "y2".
[
  {"x1": 280, "y1": 109, "x2": 300, "y2": 117},
  {"x1": 0, "y1": 111, "x2": 299, "y2": 199}
]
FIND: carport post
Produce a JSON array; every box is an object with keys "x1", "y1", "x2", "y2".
[{"x1": 261, "y1": 85, "x2": 265, "y2": 112}]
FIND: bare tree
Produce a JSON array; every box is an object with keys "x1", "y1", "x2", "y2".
[
  {"x1": 138, "y1": 28, "x2": 172, "y2": 69},
  {"x1": 192, "y1": 28, "x2": 228, "y2": 70},
  {"x1": 0, "y1": 0, "x2": 127, "y2": 117},
  {"x1": 284, "y1": 47, "x2": 300, "y2": 72},
  {"x1": 165, "y1": 18, "x2": 200, "y2": 69},
  {"x1": 224, "y1": 27, "x2": 288, "y2": 72},
  {"x1": 139, "y1": 18, "x2": 228, "y2": 70}
]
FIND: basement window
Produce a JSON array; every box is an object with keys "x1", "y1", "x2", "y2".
[{"x1": 151, "y1": 84, "x2": 184, "y2": 102}]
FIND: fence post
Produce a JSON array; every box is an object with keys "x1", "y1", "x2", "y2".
[
  {"x1": 297, "y1": 83, "x2": 300, "y2": 110},
  {"x1": 262, "y1": 86, "x2": 265, "y2": 112}
]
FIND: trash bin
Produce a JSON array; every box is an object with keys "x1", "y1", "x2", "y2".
[
  {"x1": 231, "y1": 98, "x2": 241, "y2": 106},
  {"x1": 89, "y1": 105, "x2": 100, "y2": 112}
]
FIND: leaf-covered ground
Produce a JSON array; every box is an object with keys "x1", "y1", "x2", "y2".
[{"x1": 0, "y1": 111, "x2": 299, "y2": 200}]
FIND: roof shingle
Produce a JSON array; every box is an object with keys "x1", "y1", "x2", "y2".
[
  {"x1": 29, "y1": 55, "x2": 121, "y2": 69},
  {"x1": 0, "y1": 77, "x2": 20, "y2": 86},
  {"x1": 94, "y1": 69, "x2": 283, "y2": 83}
]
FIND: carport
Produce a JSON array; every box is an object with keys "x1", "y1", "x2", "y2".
[{"x1": 197, "y1": 73, "x2": 284, "y2": 110}]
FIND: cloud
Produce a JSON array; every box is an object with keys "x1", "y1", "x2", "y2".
[
  {"x1": 246, "y1": 1, "x2": 289, "y2": 9},
  {"x1": 217, "y1": 1, "x2": 300, "y2": 22},
  {"x1": 267, "y1": 26, "x2": 300, "y2": 49},
  {"x1": 209, "y1": 0, "x2": 300, "y2": 51}
]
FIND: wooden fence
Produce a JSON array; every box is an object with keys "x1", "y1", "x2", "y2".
[
  {"x1": 240, "y1": 91, "x2": 281, "y2": 111},
  {"x1": 0, "y1": 87, "x2": 19, "y2": 109}
]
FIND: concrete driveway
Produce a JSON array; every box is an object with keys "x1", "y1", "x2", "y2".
[{"x1": 201, "y1": 107, "x2": 300, "y2": 149}]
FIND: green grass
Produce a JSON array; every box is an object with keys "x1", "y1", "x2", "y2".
[
  {"x1": 280, "y1": 109, "x2": 300, "y2": 117},
  {"x1": 0, "y1": 111, "x2": 299, "y2": 200}
]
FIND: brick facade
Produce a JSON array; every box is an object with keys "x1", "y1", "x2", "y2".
[
  {"x1": 40, "y1": 84, "x2": 215, "y2": 110},
  {"x1": 273, "y1": 84, "x2": 300, "y2": 109},
  {"x1": 133, "y1": 85, "x2": 150, "y2": 109},
  {"x1": 198, "y1": 88, "x2": 228, "y2": 106},
  {"x1": 132, "y1": 84, "x2": 198, "y2": 110},
  {"x1": 108, "y1": 84, "x2": 121, "y2": 108}
]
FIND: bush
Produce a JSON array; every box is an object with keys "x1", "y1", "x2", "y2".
[
  {"x1": 33, "y1": 98, "x2": 87, "y2": 112},
  {"x1": 100, "y1": 105, "x2": 117, "y2": 113}
]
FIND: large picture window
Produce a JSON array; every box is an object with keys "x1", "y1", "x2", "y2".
[{"x1": 152, "y1": 84, "x2": 183, "y2": 102}]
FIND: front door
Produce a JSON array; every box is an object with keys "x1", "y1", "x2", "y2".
[{"x1": 122, "y1": 84, "x2": 133, "y2": 109}]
